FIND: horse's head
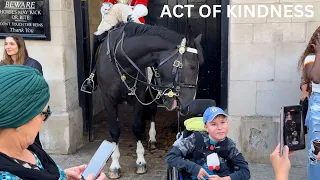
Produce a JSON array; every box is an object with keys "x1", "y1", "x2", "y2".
[
  {"x1": 106, "y1": 23, "x2": 204, "y2": 113},
  {"x1": 156, "y1": 32, "x2": 204, "y2": 113}
]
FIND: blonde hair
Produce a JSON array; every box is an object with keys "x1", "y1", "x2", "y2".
[{"x1": 2, "y1": 34, "x2": 28, "y2": 65}]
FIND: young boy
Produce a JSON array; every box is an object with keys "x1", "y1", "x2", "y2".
[{"x1": 166, "y1": 106, "x2": 251, "y2": 180}]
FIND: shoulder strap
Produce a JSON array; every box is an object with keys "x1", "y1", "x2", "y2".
[
  {"x1": 193, "y1": 131, "x2": 206, "y2": 159},
  {"x1": 215, "y1": 138, "x2": 232, "y2": 160}
]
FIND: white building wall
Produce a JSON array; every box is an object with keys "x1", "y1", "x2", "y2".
[{"x1": 228, "y1": 0, "x2": 320, "y2": 163}]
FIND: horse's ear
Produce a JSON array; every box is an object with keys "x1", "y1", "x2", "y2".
[
  {"x1": 194, "y1": 34, "x2": 204, "y2": 64},
  {"x1": 194, "y1": 34, "x2": 202, "y2": 44},
  {"x1": 185, "y1": 24, "x2": 194, "y2": 45}
]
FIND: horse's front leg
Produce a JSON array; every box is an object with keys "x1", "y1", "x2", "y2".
[
  {"x1": 102, "y1": 95, "x2": 121, "y2": 179},
  {"x1": 148, "y1": 102, "x2": 157, "y2": 149},
  {"x1": 132, "y1": 94, "x2": 147, "y2": 174}
]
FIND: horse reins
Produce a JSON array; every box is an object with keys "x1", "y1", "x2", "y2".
[{"x1": 87, "y1": 25, "x2": 199, "y2": 106}]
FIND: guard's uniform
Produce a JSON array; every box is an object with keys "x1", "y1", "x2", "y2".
[
  {"x1": 101, "y1": 0, "x2": 148, "y2": 24},
  {"x1": 85, "y1": 0, "x2": 149, "y2": 94},
  {"x1": 94, "y1": 0, "x2": 149, "y2": 55}
]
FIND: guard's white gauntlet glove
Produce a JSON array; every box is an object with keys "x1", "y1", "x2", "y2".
[{"x1": 100, "y1": 2, "x2": 113, "y2": 18}]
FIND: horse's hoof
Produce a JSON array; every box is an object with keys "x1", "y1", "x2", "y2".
[
  {"x1": 148, "y1": 141, "x2": 156, "y2": 150},
  {"x1": 135, "y1": 163, "x2": 147, "y2": 174},
  {"x1": 108, "y1": 168, "x2": 121, "y2": 179}
]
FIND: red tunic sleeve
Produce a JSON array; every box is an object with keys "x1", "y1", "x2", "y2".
[
  {"x1": 103, "y1": 0, "x2": 117, "y2": 4},
  {"x1": 130, "y1": 0, "x2": 148, "y2": 7},
  {"x1": 130, "y1": 0, "x2": 148, "y2": 23}
]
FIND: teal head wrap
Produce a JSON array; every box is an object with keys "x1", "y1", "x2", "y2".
[{"x1": 0, "y1": 65, "x2": 50, "y2": 128}]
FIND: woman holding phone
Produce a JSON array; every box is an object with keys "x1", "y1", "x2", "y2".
[{"x1": 0, "y1": 65, "x2": 106, "y2": 180}]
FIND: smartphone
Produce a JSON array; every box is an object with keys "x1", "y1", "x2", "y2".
[
  {"x1": 81, "y1": 140, "x2": 116, "y2": 180},
  {"x1": 280, "y1": 105, "x2": 305, "y2": 153}
]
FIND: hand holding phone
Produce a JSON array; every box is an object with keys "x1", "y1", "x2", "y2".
[
  {"x1": 85, "y1": 172, "x2": 107, "y2": 180},
  {"x1": 270, "y1": 144, "x2": 291, "y2": 180},
  {"x1": 280, "y1": 105, "x2": 305, "y2": 153},
  {"x1": 81, "y1": 140, "x2": 116, "y2": 180}
]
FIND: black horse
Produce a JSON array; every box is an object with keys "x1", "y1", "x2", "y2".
[{"x1": 95, "y1": 22, "x2": 204, "y2": 178}]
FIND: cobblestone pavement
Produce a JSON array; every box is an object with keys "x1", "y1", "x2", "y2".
[
  {"x1": 51, "y1": 105, "x2": 307, "y2": 180},
  {"x1": 51, "y1": 140, "x2": 307, "y2": 180}
]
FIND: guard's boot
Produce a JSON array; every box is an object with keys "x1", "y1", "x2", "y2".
[
  {"x1": 81, "y1": 34, "x2": 104, "y2": 94},
  {"x1": 81, "y1": 73, "x2": 95, "y2": 94}
]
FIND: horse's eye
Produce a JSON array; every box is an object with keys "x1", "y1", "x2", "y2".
[{"x1": 190, "y1": 66, "x2": 196, "y2": 71}]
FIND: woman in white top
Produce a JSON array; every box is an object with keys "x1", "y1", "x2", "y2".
[{"x1": 298, "y1": 26, "x2": 320, "y2": 180}]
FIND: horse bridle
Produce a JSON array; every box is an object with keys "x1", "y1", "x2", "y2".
[
  {"x1": 152, "y1": 38, "x2": 199, "y2": 98},
  {"x1": 107, "y1": 27, "x2": 199, "y2": 105}
]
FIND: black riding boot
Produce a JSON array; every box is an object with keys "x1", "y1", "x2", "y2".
[{"x1": 80, "y1": 32, "x2": 107, "y2": 93}]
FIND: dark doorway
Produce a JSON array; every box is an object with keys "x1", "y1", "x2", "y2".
[
  {"x1": 146, "y1": 0, "x2": 229, "y2": 109},
  {"x1": 74, "y1": 0, "x2": 229, "y2": 142},
  {"x1": 74, "y1": 0, "x2": 94, "y2": 140}
]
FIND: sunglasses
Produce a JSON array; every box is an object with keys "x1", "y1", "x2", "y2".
[{"x1": 41, "y1": 106, "x2": 52, "y2": 122}]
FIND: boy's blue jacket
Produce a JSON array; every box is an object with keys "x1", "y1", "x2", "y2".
[{"x1": 165, "y1": 131, "x2": 251, "y2": 180}]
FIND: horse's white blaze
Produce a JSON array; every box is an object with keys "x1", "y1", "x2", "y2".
[
  {"x1": 186, "y1": 47, "x2": 198, "y2": 54},
  {"x1": 147, "y1": 67, "x2": 153, "y2": 83},
  {"x1": 136, "y1": 140, "x2": 146, "y2": 164},
  {"x1": 149, "y1": 122, "x2": 156, "y2": 142},
  {"x1": 193, "y1": 62, "x2": 199, "y2": 100},
  {"x1": 110, "y1": 143, "x2": 121, "y2": 169}
]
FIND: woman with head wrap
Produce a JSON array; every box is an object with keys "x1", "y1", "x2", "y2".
[
  {"x1": 1, "y1": 34, "x2": 44, "y2": 147},
  {"x1": 0, "y1": 65, "x2": 106, "y2": 180}
]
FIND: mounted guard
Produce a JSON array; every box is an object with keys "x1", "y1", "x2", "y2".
[{"x1": 81, "y1": 0, "x2": 148, "y2": 94}]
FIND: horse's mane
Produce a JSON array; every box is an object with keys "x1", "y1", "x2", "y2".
[{"x1": 123, "y1": 22, "x2": 183, "y2": 44}]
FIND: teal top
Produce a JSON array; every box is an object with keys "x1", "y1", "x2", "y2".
[{"x1": 0, "y1": 153, "x2": 66, "y2": 180}]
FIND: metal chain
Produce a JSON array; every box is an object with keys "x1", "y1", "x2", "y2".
[{"x1": 113, "y1": 39, "x2": 171, "y2": 106}]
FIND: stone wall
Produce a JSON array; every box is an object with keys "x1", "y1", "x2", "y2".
[
  {"x1": 0, "y1": 0, "x2": 85, "y2": 154},
  {"x1": 228, "y1": 0, "x2": 320, "y2": 163}
]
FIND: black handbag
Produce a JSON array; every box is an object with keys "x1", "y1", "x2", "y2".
[{"x1": 299, "y1": 98, "x2": 309, "y2": 134}]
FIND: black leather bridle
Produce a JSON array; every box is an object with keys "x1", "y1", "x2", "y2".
[{"x1": 85, "y1": 25, "x2": 200, "y2": 105}]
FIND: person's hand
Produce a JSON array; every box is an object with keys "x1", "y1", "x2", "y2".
[
  {"x1": 208, "y1": 175, "x2": 223, "y2": 180},
  {"x1": 64, "y1": 164, "x2": 87, "y2": 180},
  {"x1": 316, "y1": 152, "x2": 320, "y2": 160},
  {"x1": 270, "y1": 144, "x2": 291, "y2": 180},
  {"x1": 86, "y1": 172, "x2": 107, "y2": 180},
  {"x1": 311, "y1": 33, "x2": 320, "y2": 55},
  {"x1": 126, "y1": 14, "x2": 140, "y2": 23},
  {"x1": 100, "y1": 2, "x2": 112, "y2": 17},
  {"x1": 197, "y1": 168, "x2": 209, "y2": 180},
  {"x1": 300, "y1": 90, "x2": 310, "y2": 100}
]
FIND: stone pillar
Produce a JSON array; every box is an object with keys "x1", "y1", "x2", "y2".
[{"x1": 37, "y1": 0, "x2": 85, "y2": 154}]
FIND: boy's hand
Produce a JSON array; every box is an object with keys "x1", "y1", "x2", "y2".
[
  {"x1": 208, "y1": 175, "x2": 231, "y2": 180},
  {"x1": 208, "y1": 175, "x2": 221, "y2": 180},
  {"x1": 197, "y1": 168, "x2": 209, "y2": 180}
]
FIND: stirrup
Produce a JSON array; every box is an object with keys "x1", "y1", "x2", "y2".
[{"x1": 81, "y1": 73, "x2": 95, "y2": 94}]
